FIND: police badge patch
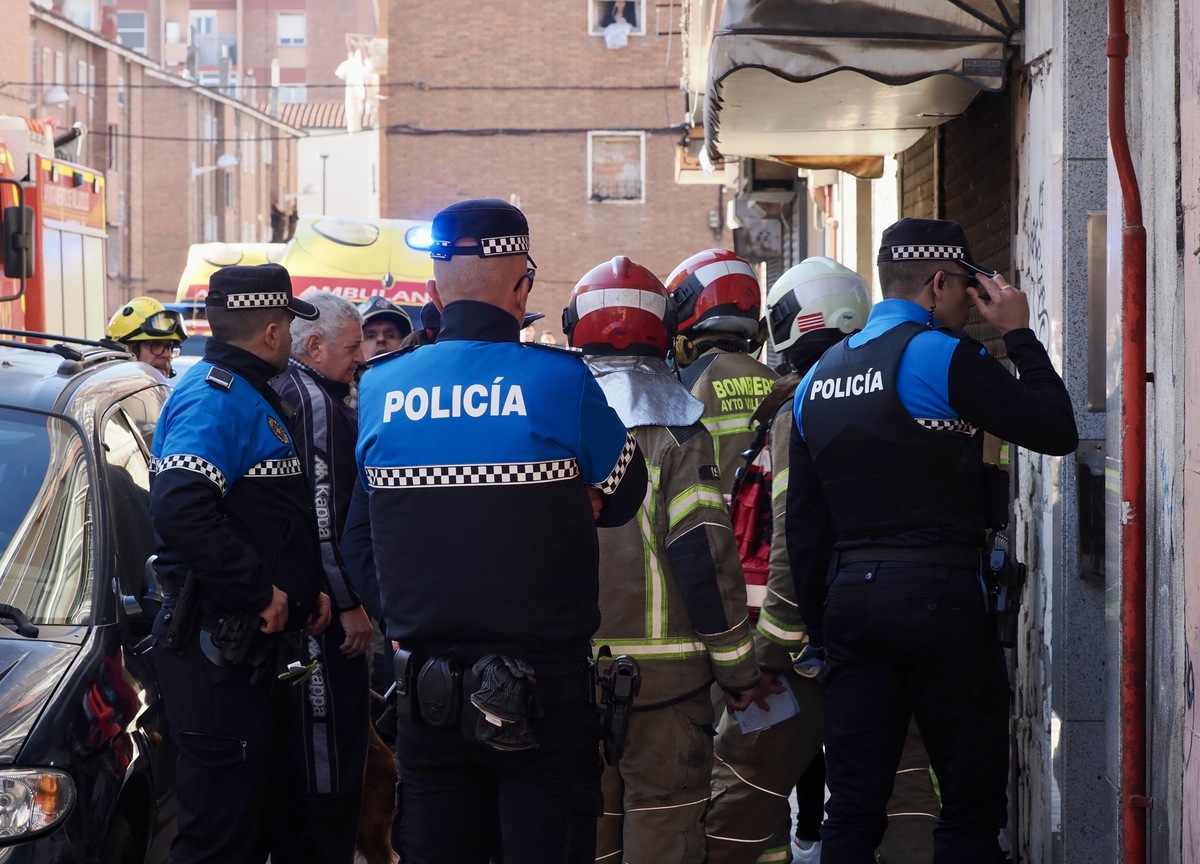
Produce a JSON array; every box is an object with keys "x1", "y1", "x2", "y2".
[{"x1": 268, "y1": 416, "x2": 290, "y2": 444}]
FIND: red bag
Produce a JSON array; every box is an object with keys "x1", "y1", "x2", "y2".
[{"x1": 728, "y1": 426, "x2": 772, "y2": 621}]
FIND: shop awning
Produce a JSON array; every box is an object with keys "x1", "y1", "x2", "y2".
[{"x1": 704, "y1": 0, "x2": 1020, "y2": 162}]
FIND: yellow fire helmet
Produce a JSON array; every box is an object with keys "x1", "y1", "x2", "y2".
[{"x1": 107, "y1": 297, "x2": 189, "y2": 344}]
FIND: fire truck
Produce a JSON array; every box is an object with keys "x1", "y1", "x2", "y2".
[{"x1": 0, "y1": 117, "x2": 108, "y2": 338}]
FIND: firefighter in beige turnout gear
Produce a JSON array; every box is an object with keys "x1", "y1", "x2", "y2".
[
  {"x1": 705, "y1": 258, "x2": 872, "y2": 864},
  {"x1": 564, "y1": 256, "x2": 762, "y2": 864},
  {"x1": 667, "y1": 249, "x2": 779, "y2": 501}
]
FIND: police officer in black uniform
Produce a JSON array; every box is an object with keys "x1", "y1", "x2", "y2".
[
  {"x1": 149, "y1": 263, "x2": 332, "y2": 864},
  {"x1": 355, "y1": 198, "x2": 647, "y2": 864},
  {"x1": 785, "y1": 219, "x2": 1079, "y2": 864}
]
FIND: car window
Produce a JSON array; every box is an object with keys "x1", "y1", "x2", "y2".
[
  {"x1": 0, "y1": 407, "x2": 93, "y2": 626},
  {"x1": 102, "y1": 397, "x2": 161, "y2": 596}
]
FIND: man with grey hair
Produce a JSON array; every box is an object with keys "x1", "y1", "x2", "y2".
[{"x1": 271, "y1": 288, "x2": 373, "y2": 864}]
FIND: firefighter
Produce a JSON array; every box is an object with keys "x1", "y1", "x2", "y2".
[
  {"x1": 666, "y1": 249, "x2": 778, "y2": 501},
  {"x1": 563, "y1": 256, "x2": 761, "y2": 864},
  {"x1": 704, "y1": 257, "x2": 871, "y2": 864},
  {"x1": 788, "y1": 219, "x2": 1078, "y2": 863},
  {"x1": 106, "y1": 296, "x2": 188, "y2": 378},
  {"x1": 354, "y1": 198, "x2": 647, "y2": 864}
]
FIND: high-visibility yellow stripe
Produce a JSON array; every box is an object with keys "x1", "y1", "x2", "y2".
[
  {"x1": 641, "y1": 465, "x2": 667, "y2": 638},
  {"x1": 771, "y1": 467, "x2": 789, "y2": 503},
  {"x1": 668, "y1": 484, "x2": 726, "y2": 528},
  {"x1": 597, "y1": 638, "x2": 707, "y2": 659},
  {"x1": 757, "y1": 609, "x2": 806, "y2": 646},
  {"x1": 702, "y1": 414, "x2": 755, "y2": 434},
  {"x1": 709, "y1": 638, "x2": 754, "y2": 666},
  {"x1": 756, "y1": 846, "x2": 791, "y2": 863}
]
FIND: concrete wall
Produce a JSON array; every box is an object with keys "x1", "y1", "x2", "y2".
[
  {"x1": 0, "y1": 0, "x2": 32, "y2": 116},
  {"x1": 383, "y1": 0, "x2": 734, "y2": 333},
  {"x1": 297, "y1": 128, "x2": 379, "y2": 219},
  {"x1": 1011, "y1": 0, "x2": 1110, "y2": 859},
  {"x1": 1124, "y1": 0, "x2": 1188, "y2": 861}
]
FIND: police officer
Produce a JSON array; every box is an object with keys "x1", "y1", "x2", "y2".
[
  {"x1": 355, "y1": 198, "x2": 647, "y2": 864},
  {"x1": 562, "y1": 257, "x2": 760, "y2": 864},
  {"x1": 666, "y1": 249, "x2": 778, "y2": 500},
  {"x1": 148, "y1": 262, "x2": 332, "y2": 864},
  {"x1": 106, "y1": 295, "x2": 189, "y2": 378},
  {"x1": 360, "y1": 295, "x2": 415, "y2": 358},
  {"x1": 271, "y1": 289, "x2": 372, "y2": 864},
  {"x1": 787, "y1": 219, "x2": 1079, "y2": 863},
  {"x1": 705, "y1": 257, "x2": 871, "y2": 864}
]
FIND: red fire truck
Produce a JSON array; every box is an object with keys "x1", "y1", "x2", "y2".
[{"x1": 0, "y1": 118, "x2": 108, "y2": 338}]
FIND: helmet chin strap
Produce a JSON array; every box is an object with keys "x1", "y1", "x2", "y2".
[{"x1": 674, "y1": 325, "x2": 765, "y2": 368}]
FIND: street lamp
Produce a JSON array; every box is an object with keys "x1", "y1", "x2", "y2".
[
  {"x1": 191, "y1": 153, "x2": 239, "y2": 179},
  {"x1": 320, "y1": 154, "x2": 329, "y2": 215}
]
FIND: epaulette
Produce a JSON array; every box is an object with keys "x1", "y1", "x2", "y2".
[
  {"x1": 524, "y1": 341, "x2": 583, "y2": 357},
  {"x1": 665, "y1": 422, "x2": 706, "y2": 446},
  {"x1": 360, "y1": 343, "x2": 421, "y2": 371},
  {"x1": 205, "y1": 366, "x2": 234, "y2": 391}
]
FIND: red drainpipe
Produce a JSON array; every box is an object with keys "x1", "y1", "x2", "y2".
[{"x1": 1107, "y1": 0, "x2": 1149, "y2": 860}]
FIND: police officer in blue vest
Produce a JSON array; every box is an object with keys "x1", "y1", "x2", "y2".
[
  {"x1": 786, "y1": 219, "x2": 1078, "y2": 863},
  {"x1": 149, "y1": 263, "x2": 332, "y2": 864},
  {"x1": 355, "y1": 198, "x2": 647, "y2": 864}
]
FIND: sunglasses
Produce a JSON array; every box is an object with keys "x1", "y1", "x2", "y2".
[{"x1": 513, "y1": 256, "x2": 537, "y2": 293}]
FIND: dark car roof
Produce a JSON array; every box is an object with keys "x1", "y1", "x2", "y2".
[{"x1": 0, "y1": 338, "x2": 161, "y2": 416}]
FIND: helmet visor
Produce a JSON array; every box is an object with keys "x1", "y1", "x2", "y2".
[{"x1": 139, "y1": 310, "x2": 186, "y2": 339}]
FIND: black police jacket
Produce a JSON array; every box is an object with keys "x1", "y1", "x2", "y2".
[{"x1": 149, "y1": 340, "x2": 324, "y2": 628}]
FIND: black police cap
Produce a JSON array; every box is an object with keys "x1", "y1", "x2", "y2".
[
  {"x1": 430, "y1": 198, "x2": 530, "y2": 261},
  {"x1": 206, "y1": 263, "x2": 319, "y2": 320},
  {"x1": 876, "y1": 218, "x2": 996, "y2": 276}
]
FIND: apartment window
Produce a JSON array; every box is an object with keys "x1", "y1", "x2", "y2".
[
  {"x1": 116, "y1": 12, "x2": 147, "y2": 52},
  {"x1": 241, "y1": 134, "x2": 256, "y2": 175},
  {"x1": 278, "y1": 12, "x2": 307, "y2": 46},
  {"x1": 261, "y1": 138, "x2": 273, "y2": 166},
  {"x1": 589, "y1": 1, "x2": 644, "y2": 36},
  {"x1": 224, "y1": 173, "x2": 233, "y2": 209},
  {"x1": 277, "y1": 85, "x2": 307, "y2": 104},
  {"x1": 55, "y1": 52, "x2": 66, "y2": 86},
  {"x1": 588, "y1": 132, "x2": 645, "y2": 203},
  {"x1": 198, "y1": 72, "x2": 221, "y2": 89},
  {"x1": 40, "y1": 47, "x2": 52, "y2": 86},
  {"x1": 62, "y1": 0, "x2": 93, "y2": 30},
  {"x1": 190, "y1": 11, "x2": 217, "y2": 36},
  {"x1": 74, "y1": 60, "x2": 87, "y2": 93}
]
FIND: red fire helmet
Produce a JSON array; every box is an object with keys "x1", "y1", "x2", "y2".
[
  {"x1": 563, "y1": 256, "x2": 675, "y2": 357},
  {"x1": 665, "y1": 248, "x2": 762, "y2": 339}
]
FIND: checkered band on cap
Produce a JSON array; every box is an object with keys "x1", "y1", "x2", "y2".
[
  {"x1": 224, "y1": 291, "x2": 290, "y2": 310},
  {"x1": 594, "y1": 432, "x2": 637, "y2": 495},
  {"x1": 481, "y1": 235, "x2": 530, "y2": 256},
  {"x1": 365, "y1": 458, "x2": 580, "y2": 489},
  {"x1": 246, "y1": 457, "x2": 304, "y2": 478},
  {"x1": 916, "y1": 417, "x2": 978, "y2": 436},
  {"x1": 887, "y1": 245, "x2": 965, "y2": 261},
  {"x1": 151, "y1": 454, "x2": 228, "y2": 495}
]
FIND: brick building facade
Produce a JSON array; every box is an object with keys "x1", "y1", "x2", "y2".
[{"x1": 383, "y1": 0, "x2": 734, "y2": 334}]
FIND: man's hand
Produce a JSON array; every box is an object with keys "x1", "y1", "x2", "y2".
[
  {"x1": 968, "y1": 272, "x2": 1030, "y2": 336},
  {"x1": 587, "y1": 487, "x2": 604, "y2": 521},
  {"x1": 745, "y1": 670, "x2": 787, "y2": 711},
  {"x1": 306, "y1": 592, "x2": 332, "y2": 635},
  {"x1": 724, "y1": 688, "x2": 756, "y2": 713},
  {"x1": 338, "y1": 605, "x2": 373, "y2": 657},
  {"x1": 258, "y1": 586, "x2": 289, "y2": 634}
]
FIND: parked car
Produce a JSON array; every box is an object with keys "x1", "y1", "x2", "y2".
[{"x1": 0, "y1": 331, "x2": 175, "y2": 863}]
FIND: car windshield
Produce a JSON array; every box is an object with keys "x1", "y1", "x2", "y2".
[{"x1": 0, "y1": 407, "x2": 93, "y2": 626}]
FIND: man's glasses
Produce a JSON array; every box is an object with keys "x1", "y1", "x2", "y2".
[
  {"x1": 514, "y1": 256, "x2": 537, "y2": 293},
  {"x1": 141, "y1": 341, "x2": 180, "y2": 357}
]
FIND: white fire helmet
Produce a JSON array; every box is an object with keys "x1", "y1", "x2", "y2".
[{"x1": 766, "y1": 257, "x2": 871, "y2": 354}]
